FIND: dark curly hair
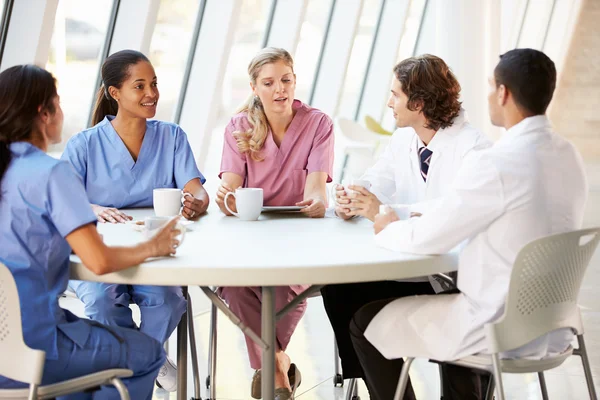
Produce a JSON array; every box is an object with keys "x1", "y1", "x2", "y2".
[{"x1": 393, "y1": 54, "x2": 461, "y2": 131}]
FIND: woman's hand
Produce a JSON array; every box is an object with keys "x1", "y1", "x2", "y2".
[
  {"x1": 297, "y1": 198, "x2": 326, "y2": 218},
  {"x1": 215, "y1": 184, "x2": 237, "y2": 215},
  {"x1": 147, "y1": 217, "x2": 183, "y2": 257},
  {"x1": 181, "y1": 192, "x2": 206, "y2": 220},
  {"x1": 91, "y1": 204, "x2": 132, "y2": 224}
]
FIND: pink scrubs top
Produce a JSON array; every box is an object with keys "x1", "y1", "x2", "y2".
[{"x1": 219, "y1": 99, "x2": 334, "y2": 206}]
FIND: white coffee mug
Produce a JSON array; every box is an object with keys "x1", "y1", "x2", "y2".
[
  {"x1": 330, "y1": 178, "x2": 371, "y2": 206},
  {"x1": 224, "y1": 188, "x2": 264, "y2": 221},
  {"x1": 144, "y1": 216, "x2": 186, "y2": 244},
  {"x1": 153, "y1": 188, "x2": 192, "y2": 217}
]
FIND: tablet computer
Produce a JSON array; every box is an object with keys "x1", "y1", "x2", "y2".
[{"x1": 261, "y1": 206, "x2": 306, "y2": 212}]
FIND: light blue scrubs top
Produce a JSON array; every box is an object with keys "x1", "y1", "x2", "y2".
[
  {"x1": 61, "y1": 116, "x2": 205, "y2": 208},
  {"x1": 0, "y1": 142, "x2": 97, "y2": 360}
]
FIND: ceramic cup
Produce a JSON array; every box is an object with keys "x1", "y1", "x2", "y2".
[
  {"x1": 153, "y1": 188, "x2": 193, "y2": 217},
  {"x1": 224, "y1": 188, "x2": 264, "y2": 221},
  {"x1": 143, "y1": 216, "x2": 186, "y2": 244},
  {"x1": 331, "y1": 178, "x2": 371, "y2": 206}
]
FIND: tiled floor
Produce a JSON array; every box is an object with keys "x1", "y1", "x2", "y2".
[{"x1": 60, "y1": 166, "x2": 600, "y2": 400}]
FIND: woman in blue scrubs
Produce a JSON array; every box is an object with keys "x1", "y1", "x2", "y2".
[
  {"x1": 61, "y1": 50, "x2": 209, "y2": 391},
  {"x1": 0, "y1": 64, "x2": 183, "y2": 399}
]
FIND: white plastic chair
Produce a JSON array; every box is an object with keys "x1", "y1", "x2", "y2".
[
  {"x1": 0, "y1": 263, "x2": 132, "y2": 400},
  {"x1": 336, "y1": 118, "x2": 388, "y2": 182},
  {"x1": 394, "y1": 227, "x2": 600, "y2": 400}
]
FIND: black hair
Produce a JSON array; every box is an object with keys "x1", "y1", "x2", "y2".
[
  {"x1": 91, "y1": 49, "x2": 150, "y2": 125},
  {"x1": 0, "y1": 65, "x2": 57, "y2": 198},
  {"x1": 494, "y1": 48, "x2": 557, "y2": 115}
]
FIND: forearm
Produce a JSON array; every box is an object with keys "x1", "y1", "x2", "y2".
[{"x1": 98, "y1": 241, "x2": 155, "y2": 274}]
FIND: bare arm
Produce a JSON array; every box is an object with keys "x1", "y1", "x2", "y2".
[
  {"x1": 215, "y1": 172, "x2": 244, "y2": 215},
  {"x1": 297, "y1": 172, "x2": 328, "y2": 218},
  {"x1": 182, "y1": 178, "x2": 210, "y2": 220},
  {"x1": 66, "y1": 218, "x2": 181, "y2": 275}
]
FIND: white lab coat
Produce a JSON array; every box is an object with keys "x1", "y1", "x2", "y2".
[
  {"x1": 362, "y1": 109, "x2": 491, "y2": 215},
  {"x1": 360, "y1": 109, "x2": 491, "y2": 286},
  {"x1": 365, "y1": 116, "x2": 588, "y2": 362}
]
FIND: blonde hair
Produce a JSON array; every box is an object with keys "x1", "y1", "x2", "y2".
[{"x1": 233, "y1": 47, "x2": 294, "y2": 161}]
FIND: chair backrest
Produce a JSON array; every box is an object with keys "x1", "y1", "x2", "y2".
[
  {"x1": 0, "y1": 262, "x2": 46, "y2": 385},
  {"x1": 486, "y1": 228, "x2": 600, "y2": 353},
  {"x1": 364, "y1": 115, "x2": 393, "y2": 136},
  {"x1": 335, "y1": 117, "x2": 382, "y2": 144}
]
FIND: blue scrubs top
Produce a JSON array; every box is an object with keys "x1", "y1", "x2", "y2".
[
  {"x1": 61, "y1": 116, "x2": 205, "y2": 208},
  {"x1": 0, "y1": 142, "x2": 97, "y2": 360}
]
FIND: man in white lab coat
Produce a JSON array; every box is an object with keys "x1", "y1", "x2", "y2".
[
  {"x1": 321, "y1": 54, "x2": 491, "y2": 394},
  {"x1": 349, "y1": 49, "x2": 588, "y2": 400}
]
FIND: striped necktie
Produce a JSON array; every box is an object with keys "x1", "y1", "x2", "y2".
[{"x1": 418, "y1": 147, "x2": 433, "y2": 182}]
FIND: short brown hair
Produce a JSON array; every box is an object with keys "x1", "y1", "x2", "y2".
[{"x1": 393, "y1": 54, "x2": 461, "y2": 131}]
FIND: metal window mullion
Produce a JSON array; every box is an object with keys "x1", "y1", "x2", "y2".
[
  {"x1": 412, "y1": 0, "x2": 430, "y2": 56},
  {"x1": 515, "y1": 0, "x2": 530, "y2": 48},
  {"x1": 0, "y1": 0, "x2": 15, "y2": 65},
  {"x1": 261, "y1": 0, "x2": 278, "y2": 49},
  {"x1": 541, "y1": 0, "x2": 558, "y2": 51},
  {"x1": 87, "y1": 0, "x2": 121, "y2": 128},
  {"x1": 173, "y1": 0, "x2": 208, "y2": 124},
  {"x1": 308, "y1": 0, "x2": 337, "y2": 105},
  {"x1": 354, "y1": 0, "x2": 386, "y2": 121}
]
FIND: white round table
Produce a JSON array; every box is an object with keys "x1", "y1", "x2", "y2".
[{"x1": 70, "y1": 208, "x2": 458, "y2": 400}]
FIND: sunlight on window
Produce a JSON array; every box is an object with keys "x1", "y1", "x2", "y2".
[
  {"x1": 337, "y1": 0, "x2": 382, "y2": 120},
  {"x1": 381, "y1": 0, "x2": 427, "y2": 131},
  {"x1": 219, "y1": 0, "x2": 273, "y2": 122},
  {"x1": 148, "y1": 0, "x2": 201, "y2": 122},
  {"x1": 294, "y1": 0, "x2": 333, "y2": 103},
  {"x1": 46, "y1": 0, "x2": 112, "y2": 152},
  {"x1": 518, "y1": 0, "x2": 554, "y2": 50}
]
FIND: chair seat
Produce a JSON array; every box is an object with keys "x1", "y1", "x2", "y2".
[
  {"x1": 448, "y1": 346, "x2": 573, "y2": 374},
  {"x1": 0, "y1": 369, "x2": 133, "y2": 399}
]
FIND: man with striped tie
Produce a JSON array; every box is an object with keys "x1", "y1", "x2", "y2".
[{"x1": 323, "y1": 54, "x2": 491, "y2": 397}]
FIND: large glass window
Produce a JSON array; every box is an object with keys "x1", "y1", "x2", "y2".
[
  {"x1": 336, "y1": 0, "x2": 383, "y2": 120},
  {"x1": 0, "y1": 0, "x2": 6, "y2": 63},
  {"x1": 381, "y1": 0, "x2": 428, "y2": 131},
  {"x1": 294, "y1": 0, "x2": 334, "y2": 103},
  {"x1": 148, "y1": 0, "x2": 201, "y2": 122},
  {"x1": 413, "y1": 0, "x2": 436, "y2": 56},
  {"x1": 218, "y1": 0, "x2": 273, "y2": 122},
  {"x1": 202, "y1": 0, "x2": 273, "y2": 178},
  {"x1": 517, "y1": 0, "x2": 555, "y2": 50},
  {"x1": 543, "y1": 0, "x2": 575, "y2": 66},
  {"x1": 46, "y1": 0, "x2": 113, "y2": 152}
]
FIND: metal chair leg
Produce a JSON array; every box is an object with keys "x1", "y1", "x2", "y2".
[
  {"x1": 187, "y1": 294, "x2": 202, "y2": 400},
  {"x1": 207, "y1": 304, "x2": 218, "y2": 399},
  {"x1": 27, "y1": 384, "x2": 38, "y2": 400},
  {"x1": 110, "y1": 377, "x2": 131, "y2": 400},
  {"x1": 346, "y1": 378, "x2": 358, "y2": 400},
  {"x1": 393, "y1": 357, "x2": 414, "y2": 400},
  {"x1": 491, "y1": 353, "x2": 506, "y2": 400},
  {"x1": 438, "y1": 363, "x2": 445, "y2": 399},
  {"x1": 538, "y1": 371, "x2": 549, "y2": 400},
  {"x1": 334, "y1": 338, "x2": 343, "y2": 387},
  {"x1": 484, "y1": 375, "x2": 495, "y2": 400},
  {"x1": 577, "y1": 334, "x2": 598, "y2": 400}
]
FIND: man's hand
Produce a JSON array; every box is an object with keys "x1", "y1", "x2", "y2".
[
  {"x1": 373, "y1": 209, "x2": 400, "y2": 234},
  {"x1": 343, "y1": 185, "x2": 382, "y2": 221}
]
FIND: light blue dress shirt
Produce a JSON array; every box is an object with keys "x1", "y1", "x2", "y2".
[
  {"x1": 61, "y1": 116, "x2": 205, "y2": 208},
  {"x1": 0, "y1": 142, "x2": 97, "y2": 360}
]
